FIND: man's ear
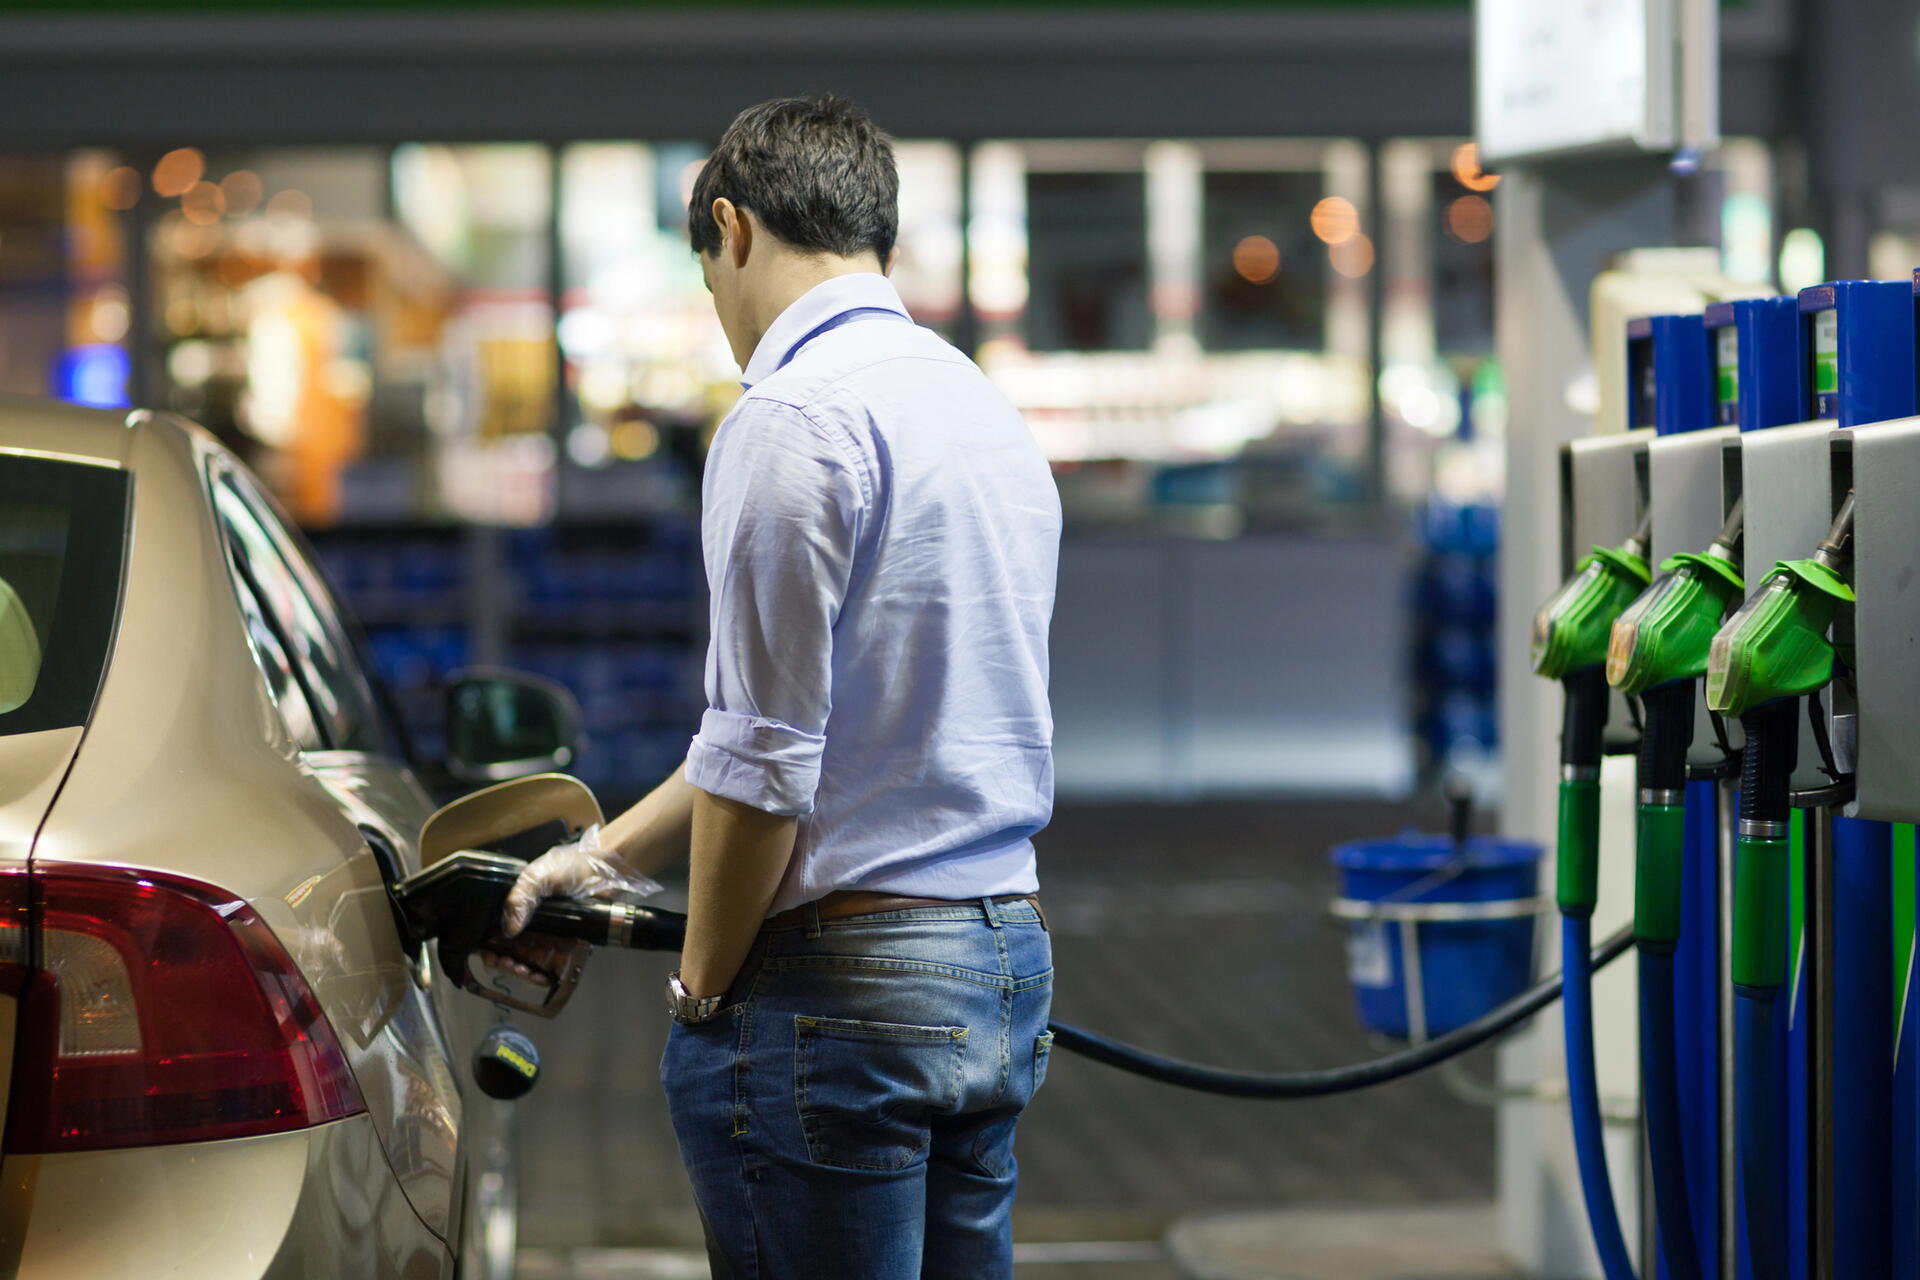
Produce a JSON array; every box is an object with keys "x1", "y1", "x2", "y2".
[{"x1": 712, "y1": 198, "x2": 752, "y2": 270}]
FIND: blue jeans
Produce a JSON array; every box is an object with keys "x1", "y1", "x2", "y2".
[{"x1": 660, "y1": 897, "x2": 1054, "y2": 1280}]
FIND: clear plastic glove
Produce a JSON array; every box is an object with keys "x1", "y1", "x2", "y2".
[{"x1": 500, "y1": 824, "x2": 662, "y2": 938}]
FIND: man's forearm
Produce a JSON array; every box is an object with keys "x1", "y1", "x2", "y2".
[
  {"x1": 679, "y1": 787, "x2": 798, "y2": 997},
  {"x1": 599, "y1": 763, "x2": 697, "y2": 878}
]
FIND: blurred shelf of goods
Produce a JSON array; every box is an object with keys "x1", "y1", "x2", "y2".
[{"x1": 504, "y1": 519, "x2": 704, "y2": 806}]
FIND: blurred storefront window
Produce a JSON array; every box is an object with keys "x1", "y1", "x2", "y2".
[
  {"x1": 552, "y1": 140, "x2": 720, "y2": 517},
  {"x1": 1, "y1": 134, "x2": 1783, "y2": 537},
  {"x1": 0, "y1": 152, "x2": 130, "y2": 406},
  {"x1": 392, "y1": 142, "x2": 556, "y2": 527},
  {"x1": 976, "y1": 138, "x2": 1371, "y2": 528},
  {"x1": 142, "y1": 146, "x2": 394, "y2": 525},
  {"x1": 1379, "y1": 138, "x2": 1500, "y2": 508}
]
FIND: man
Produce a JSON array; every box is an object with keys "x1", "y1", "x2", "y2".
[{"x1": 502, "y1": 95, "x2": 1062, "y2": 1279}]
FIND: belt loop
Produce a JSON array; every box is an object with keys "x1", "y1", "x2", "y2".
[
  {"x1": 804, "y1": 900, "x2": 823, "y2": 939},
  {"x1": 982, "y1": 895, "x2": 1002, "y2": 929}
]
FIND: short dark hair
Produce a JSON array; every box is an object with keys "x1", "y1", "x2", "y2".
[{"x1": 688, "y1": 95, "x2": 898, "y2": 263}]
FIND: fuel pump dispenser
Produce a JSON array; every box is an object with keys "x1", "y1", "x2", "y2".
[
  {"x1": 1532, "y1": 451, "x2": 1651, "y2": 1280},
  {"x1": 1600, "y1": 295, "x2": 1807, "y2": 1280},
  {"x1": 1708, "y1": 279, "x2": 1914, "y2": 1280},
  {"x1": 1602, "y1": 310, "x2": 1727, "y2": 1280},
  {"x1": 1823, "y1": 270, "x2": 1920, "y2": 1279},
  {"x1": 1707, "y1": 495, "x2": 1855, "y2": 1280},
  {"x1": 1610, "y1": 464, "x2": 1743, "y2": 1280}
]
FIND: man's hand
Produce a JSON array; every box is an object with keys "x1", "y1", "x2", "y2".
[
  {"x1": 479, "y1": 932, "x2": 579, "y2": 987},
  {"x1": 501, "y1": 824, "x2": 663, "y2": 938}
]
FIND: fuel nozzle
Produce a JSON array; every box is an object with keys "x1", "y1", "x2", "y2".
[
  {"x1": 1532, "y1": 513, "x2": 1654, "y2": 682},
  {"x1": 1608, "y1": 500, "x2": 1746, "y2": 697},
  {"x1": 1705, "y1": 493, "x2": 1856, "y2": 719},
  {"x1": 1535, "y1": 513, "x2": 1650, "y2": 921}
]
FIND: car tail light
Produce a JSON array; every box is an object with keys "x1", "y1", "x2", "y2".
[{"x1": 2, "y1": 864, "x2": 364, "y2": 1153}]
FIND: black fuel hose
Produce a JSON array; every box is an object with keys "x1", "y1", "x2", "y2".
[
  {"x1": 1046, "y1": 922, "x2": 1633, "y2": 1098},
  {"x1": 491, "y1": 871, "x2": 1633, "y2": 1100}
]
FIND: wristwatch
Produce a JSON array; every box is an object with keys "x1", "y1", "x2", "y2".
[{"x1": 667, "y1": 971, "x2": 726, "y2": 1025}]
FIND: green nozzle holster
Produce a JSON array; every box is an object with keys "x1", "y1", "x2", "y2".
[
  {"x1": 1635, "y1": 803, "x2": 1687, "y2": 948},
  {"x1": 1732, "y1": 834, "x2": 1791, "y2": 989}
]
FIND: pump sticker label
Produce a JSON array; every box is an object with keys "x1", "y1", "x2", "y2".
[
  {"x1": 1715, "y1": 325, "x2": 1739, "y2": 425},
  {"x1": 1812, "y1": 307, "x2": 1839, "y2": 417},
  {"x1": 1346, "y1": 922, "x2": 1392, "y2": 988}
]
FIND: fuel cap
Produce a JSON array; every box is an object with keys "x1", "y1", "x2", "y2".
[{"x1": 472, "y1": 1024, "x2": 542, "y2": 1100}]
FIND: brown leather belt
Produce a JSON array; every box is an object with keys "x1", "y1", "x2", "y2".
[{"x1": 767, "y1": 890, "x2": 1044, "y2": 929}]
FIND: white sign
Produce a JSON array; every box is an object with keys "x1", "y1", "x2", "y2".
[{"x1": 1475, "y1": 0, "x2": 1716, "y2": 165}]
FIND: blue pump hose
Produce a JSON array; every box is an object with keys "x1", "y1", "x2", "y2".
[
  {"x1": 1639, "y1": 947, "x2": 1702, "y2": 1280},
  {"x1": 1563, "y1": 912, "x2": 1639, "y2": 1280},
  {"x1": 1735, "y1": 987, "x2": 1787, "y2": 1280}
]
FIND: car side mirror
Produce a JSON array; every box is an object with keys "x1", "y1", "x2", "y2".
[{"x1": 444, "y1": 669, "x2": 582, "y2": 786}]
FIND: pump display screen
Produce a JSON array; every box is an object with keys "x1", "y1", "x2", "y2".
[
  {"x1": 1628, "y1": 337, "x2": 1656, "y2": 429},
  {"x1": 1811, "y1": 307, "x2": 1839, "y2": 418},
  {"x1": 1714, "y1": 324, "x2": 1739, "y2": 426}
]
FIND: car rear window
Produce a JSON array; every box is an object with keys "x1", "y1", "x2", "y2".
[{"x1": 0, "y1": 453, "x2": 131, "y2": 736}]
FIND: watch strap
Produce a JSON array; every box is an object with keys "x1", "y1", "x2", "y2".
[{"x1": 667, "y1": 971, "x2": 726, "y2": 1024}]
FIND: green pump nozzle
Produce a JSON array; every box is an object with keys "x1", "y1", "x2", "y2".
[
  {"x1": 1532, "y1": 512, "x2": 1654, "y2": 681},
  {"x1": 1705, "y1": 493, "x2": 1856, "y2": 718},
  {"x1": 1534, "y1": 511, "x2": 1650, "y2": 921},
  {"x1": 1607, "y1": 499, "x2": 1747, "y2": 697}
]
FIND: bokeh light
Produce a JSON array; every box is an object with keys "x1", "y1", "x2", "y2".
[
  {"x1": 99, "y1": 166, "x2": 142, "y2": 211},
  {"x1": 160, "y1": 210, "x2": 220, "y2": 260},
  {"x1": 1309, "y1": 196, "x2": 1358, "y2": 245},
  {"x1": 181, "y1": 180, "x2": 227, "y2": 225},
  {"x1": 1446, "y1": 195, "x2": 1494, "y2": 244},
  {"x1": 1450, "y1": 142, "x2": 1500, "y2": 193},
  {"x1": 88, "y1": 287, "x2": 130, "y2": 344},
  {"x1": 1231, "y1": 234, "x2": 1281, "y2": 284},
  {"x1": 610, "y1": 419, "x2": 661, "y2": 461},
  {"x1": 1329, "y1": 232, "x2": 1375, "y2": 278},
  {"x1": 265, "y1": 188, "x2": 314, "y2": 220},
  {"x1": 1778, "y1": 227, "x2": 1826, "y2": 295},
  {"x1": 152, "y1": 147, "x2": 205, "y2": 198},
  {"x1": 220, "y1": 169, "x2": 264, "y2": 217}
]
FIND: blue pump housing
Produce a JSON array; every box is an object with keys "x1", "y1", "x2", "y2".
[
  {"x1": 1703, "y1": 297, "x2": 1805, "y2": 432},
  {"x1": 1797, "y1": 280, "x2": 1917, "y2": 426},
  {"x1": 1627, "y1": 313, "x2": 1715, "y2": 435},
  {"x1": 1781, "y1": 279, "x2": 1912, "y2": 1279}
]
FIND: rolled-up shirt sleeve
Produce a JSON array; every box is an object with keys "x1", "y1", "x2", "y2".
[{"x1": 685, "y1": 397, "x2": 866, "y2": 815}]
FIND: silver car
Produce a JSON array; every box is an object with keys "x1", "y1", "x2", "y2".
[{"x1": 0, "y1": 398, "x2": 594, "y2": 1278}]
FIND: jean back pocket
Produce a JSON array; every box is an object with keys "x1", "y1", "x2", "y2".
[{"x1": 794, "y1": 1016, "x2": 967, "y2": 1171}]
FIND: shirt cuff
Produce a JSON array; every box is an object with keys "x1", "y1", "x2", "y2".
[{"x1": 685, "y1": 707, "x2": 825, "y2": 816}]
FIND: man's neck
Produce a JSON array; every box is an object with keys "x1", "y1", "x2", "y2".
[{"x1": 745, "y1": 254, "x2": 884, "y2": 356}]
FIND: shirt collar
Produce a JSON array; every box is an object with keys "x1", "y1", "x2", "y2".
[{"x1": 740, "y1": 273, "x2": 911, "y2": 388}]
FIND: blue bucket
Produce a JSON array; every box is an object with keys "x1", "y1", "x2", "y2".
[{"x1": 1330, "y1": 832, "x2": 1542, "y2": 1038}]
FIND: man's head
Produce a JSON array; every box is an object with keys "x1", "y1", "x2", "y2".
[{"x1": 689, "y1": 95, "x2": 899, "y2": 367}]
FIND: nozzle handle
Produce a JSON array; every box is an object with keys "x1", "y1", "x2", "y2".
[
  {"x1": 526, "y1": 896, "x2": 688, "y2": 950},
  {"x1": 1737, "y1": 698, "x2": 1800, "y2": 826},
  {"x1": 1636, "y1": 680, "x2": 1695, "y2": 795},
  {"x1": 1561, "y1": 667, "x2": 1611, "y2": 771}
]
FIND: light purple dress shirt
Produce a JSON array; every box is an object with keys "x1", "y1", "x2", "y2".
[{"x1": 683, "y1": 273, "x2": 1062, "y2": 916}]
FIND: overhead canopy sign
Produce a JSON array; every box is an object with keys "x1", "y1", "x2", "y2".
[{"x1": 1475, "y1": 0, "x2": 1717, "y2": 165}]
